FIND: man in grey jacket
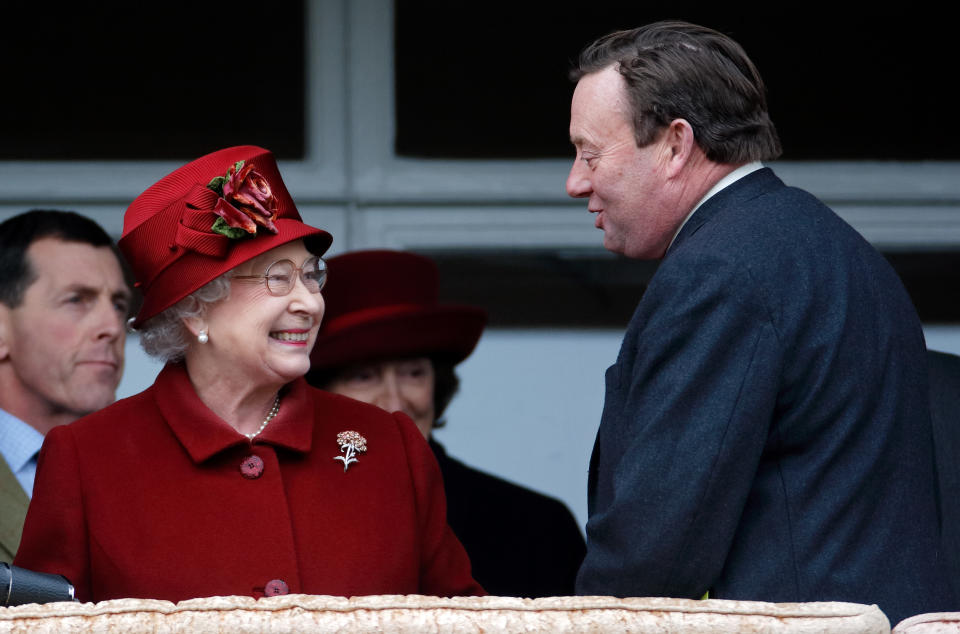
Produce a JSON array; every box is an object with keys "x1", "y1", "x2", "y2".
[{"x1": 0, "y1": 209, "x2": 130, "y2": 563}]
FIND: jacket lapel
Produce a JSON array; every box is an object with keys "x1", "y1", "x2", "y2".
[{"x1": 0, "y1": 455, "x2": 29, "y2": 563}]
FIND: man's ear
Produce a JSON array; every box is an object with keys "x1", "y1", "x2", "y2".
[
  {"x1": 661, "y1": 118, "x2": 697, "y2": 178},
  {"x1": 0, "y1": 305, "x2": 11, "y2": 361}
]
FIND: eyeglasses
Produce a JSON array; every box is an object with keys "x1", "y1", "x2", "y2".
[{"x1": 233, "y1": 255, "x2": 327, "y2": 296}]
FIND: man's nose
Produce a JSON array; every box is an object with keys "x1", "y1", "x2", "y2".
[
  {"x1": 566, "y1": 159, "x2": 592, "y2": 198},
  {"x1": 94, "y1": 298, "x2": 124, "y2": 341}
]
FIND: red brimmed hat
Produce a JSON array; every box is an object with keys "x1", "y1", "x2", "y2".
[
  {"x1": 119, "y1": 145, "x2": 332, "y2": 327},
  {"x1": 309, "y1": 250, "x2": 487, "y2": 371}
]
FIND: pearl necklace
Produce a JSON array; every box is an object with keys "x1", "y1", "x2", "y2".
[{"x1": 245, "y1": 394, "x2": 280, "y2": 440}]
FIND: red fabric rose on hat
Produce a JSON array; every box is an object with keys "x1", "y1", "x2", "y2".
[{"x1": 207, "y1": 160, "x2": 279, "y2": 238}]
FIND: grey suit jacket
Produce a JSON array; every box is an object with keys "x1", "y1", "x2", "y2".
[{"x1": 0, "y1": 454, "x2": 28, "y2": 564}]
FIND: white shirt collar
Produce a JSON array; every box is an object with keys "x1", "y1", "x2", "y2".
[{"x1": 667, "y1": 161, "x2": 764, "y2": 250}]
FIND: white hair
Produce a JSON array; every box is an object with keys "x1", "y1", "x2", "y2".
[{"x1": 137, "y1": 273, "x2": 232, "y2": 362}]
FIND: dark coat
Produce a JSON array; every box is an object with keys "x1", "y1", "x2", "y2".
[
  {"x1": 926, "y1": 348, "x2": 960, "y2": 601},
  {"x1": 430, "y1": 439, "x2": 585, "y2": 597},
  {"x1": 14, "y1": 363, "x2": 482, "y2": 602},
  {"x1": 576, "y1": 168, "x2": 954, "y2": 625}
]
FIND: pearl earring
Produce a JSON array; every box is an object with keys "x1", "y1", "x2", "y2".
[{"x1": 198, "y1": 330, "x2": 209, "y2": 344}]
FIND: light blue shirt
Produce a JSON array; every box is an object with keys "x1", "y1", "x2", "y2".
[{"x1": 0, "y1": 408, "x2": 44, "y2": 499}]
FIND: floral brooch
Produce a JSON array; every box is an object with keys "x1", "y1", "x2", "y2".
[
  {"x1": 334, "y1": 431, "x2": 367, "y2": 472},
  {"x1": 206, "y1": 160, "x2": 279, "y2": 239}
]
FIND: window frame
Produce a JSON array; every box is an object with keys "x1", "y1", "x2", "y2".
[{"x1": 1, "y1": 0, "x2": 958, "y2": 253}]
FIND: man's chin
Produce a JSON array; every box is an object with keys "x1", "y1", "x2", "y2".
[
  {"x1": 68, "y1": 387, "x2": 119, "y2": 417},
  {"x1": 602, "y1": 235, "x2": 627, "y2": 257}
]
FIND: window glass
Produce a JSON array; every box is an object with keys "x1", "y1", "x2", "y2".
[
  {"x1": 395, "y1": 3, "x2": 955, "y2": 160},
  {"x1": 3, "y1": 2, "x2": 305, "y2": 160}
]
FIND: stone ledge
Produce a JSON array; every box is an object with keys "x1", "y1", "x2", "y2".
[{"x1": 0, "y1": 594, "x2": 891, "y2": 633}]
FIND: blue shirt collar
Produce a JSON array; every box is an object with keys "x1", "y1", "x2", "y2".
[{"x1": 0, "y1": 407, "x2": 44, "y2": 498}]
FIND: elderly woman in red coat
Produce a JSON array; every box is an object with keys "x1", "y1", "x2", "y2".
[{"x1": 14, "y1": 146, "x2": 482, "y2": 603}]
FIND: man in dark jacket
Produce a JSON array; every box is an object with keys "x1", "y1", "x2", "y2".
[{"x1": 566, "y1": 21, "x2": 954, "y2": 624}]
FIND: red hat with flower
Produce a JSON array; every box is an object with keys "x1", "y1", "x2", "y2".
[
  {"x1": 309, "y1": 250, "x2": 487, "y2": 371},
  {"x1": 119, "y1": 145, "x2": 332, "y2": 327}
]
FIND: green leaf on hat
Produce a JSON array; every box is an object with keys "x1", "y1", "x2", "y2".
[
  {"x1": 207, "y1": 175, "x2": 228, "y2": 196},
  {"x1": 211, "y1": 217, "x2": 252, "y2": 239}
]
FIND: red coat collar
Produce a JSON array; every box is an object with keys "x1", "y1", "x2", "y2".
[{"x1": 152, "y1": 363, "x2": 315, "y2": 463}]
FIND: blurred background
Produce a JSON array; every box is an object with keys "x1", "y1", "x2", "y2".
[{"x1": 3, "y1": 0, "x2": 958, "y2": 531}]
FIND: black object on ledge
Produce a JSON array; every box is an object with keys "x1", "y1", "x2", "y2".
[{"x1": 1, "y1": 562, "x2": 76, "y2": 606}]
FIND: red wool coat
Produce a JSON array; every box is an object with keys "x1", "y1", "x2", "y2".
[{"x1": 14, "y1": 363, "x2": 483, "y2": 603}]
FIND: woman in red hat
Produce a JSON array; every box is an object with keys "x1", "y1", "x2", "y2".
[
  {"x1": 307, "y1": 250, "x2": 586, "y2": 598},
  {"x1": 14, "y1": 147, "x2": 482, "y2": 603}
]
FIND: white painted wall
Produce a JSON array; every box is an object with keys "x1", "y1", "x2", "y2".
[{"x1": 119, "y1": 323, "x2": 960, "y2": 535}]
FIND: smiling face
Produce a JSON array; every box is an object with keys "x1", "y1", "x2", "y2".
[
  {"x1": 324, "y1": 357, "x2": 436, "y2": 439},
  {"x1": 186, "y1": 240, "x2": 325, "y2": 390},
  {"x1": 0, "y1": 238, "x2": 130, "y2": 431},
  {"x1": 566, "y1": 66, "x2": 683, "y2": 260}
]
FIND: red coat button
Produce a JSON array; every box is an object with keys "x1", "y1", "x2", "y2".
[
  {"x1": 264, "y1": 579, "x2": 289, "y2": 596},
  {"x1": 240, "y1": 455, "x2": 264, "y2": 479}
]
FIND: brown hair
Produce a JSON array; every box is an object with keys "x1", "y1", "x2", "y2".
[
  {"x1": 0, "y1": 209, "x2": 120, "y2": 308},
  {"x1": 572, "y1": 20, "x2": 782, "y2": 163}
]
